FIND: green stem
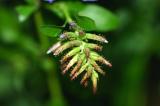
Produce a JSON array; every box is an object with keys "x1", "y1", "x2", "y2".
[
  {"x1": 34, "y1": 11, "x2": 48, "y2": 51},
  {"x1": 59, "y1": 3, "x2": 73, "y2": 23},
  {"x1": 34, "y1": 1, "x2": 66, "y2": 106},
  {"x1": 47, "y1": 63, "x2": 67, "y2": 106},
  {"x1": 63, "y1": 9, "x2": 73, "y2": 23},
  {"x1": 57, "y1": 2, "x2": 84, "y2": 32}
]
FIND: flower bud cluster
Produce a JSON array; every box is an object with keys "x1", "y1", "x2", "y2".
[{"x1": 47, "y1": 29, "x2": 111, "y2": 93}]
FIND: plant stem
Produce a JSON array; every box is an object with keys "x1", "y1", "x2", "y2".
[
  {"x1": 57, "y1": 2, "x2": 84, "y2": 32},
  {"x1": 59, "y1": 3, "x2": 73, "y2": 23},
  {"x1": 63, "y1": 8, "x2": 73, "y2": 23},
  {"x1": 34, "y1": 11, "x2": 48, "y2": 51},
  {"x1": 34, "y1": 1, "x2": 66, "y2": 106},
  {"x1": 47, "y1": 63, "x2": 67, "y2": 106}
]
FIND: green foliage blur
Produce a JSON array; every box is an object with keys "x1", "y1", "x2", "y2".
[{"x1": 0, "y1": 0, "x2": 160, "y2": 106}]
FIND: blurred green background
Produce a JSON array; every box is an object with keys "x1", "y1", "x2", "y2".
[{"x1": 0, "y1": 0, "x2": 160, "y2": 106}]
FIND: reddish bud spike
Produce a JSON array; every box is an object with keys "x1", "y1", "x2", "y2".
[
  {"x1": 54, "y1": 40, "x2": 81, "y2": 55},
  {"x1": 91, "y1": 71, "x2": 99, "y2": 94},
  {"x1": 98, "y1": 57, "x2": 112, "y2": 67},
  {"x1": 81, "y1": 66, "x2": 92, "y2": 84},
  {"x1": 70, "y1": 60, "x2": 82, "y2": 77},
  {"x1": 91, "y1": 60, "x2": 105, "y2": 75},
  {"x1": 93, "y1": 81, "x2": 97, "y2": 94},
  {"x1": 86, "y1": 34, "x2": 108, "y2": 43},
  {"x1": 80, "y1": 73, "x2": 88, "y2": 84},
  {"x1": 71, "y1": 72, "x2": 78, "y2": 80},
  {"x1": 83, "y1": 80, "x2": 88, "y2": 87},
  {"x1": 61, "y1": 47, "x2": 81, "y2": 63},
  {"x1": 87, "y1": 43, "x2": 102, "y2": 51},
  {"x1": 71, "y1": 61, "x2": 88, "y2": 80},
  {"x1": 75, "y1": 62, "x2": 89, "y2": 77},
  {"x1": 60, "y1": 55, "x2": 71, "y2": 64},
  {"x1": 84, "y1": 48, "x2": 90, "y2": 60},
  {"x1": 90, "y1": 52, "x2": 112, "y2": 67},
  {"x1": 61, "y1": 63, "x2": 67, "y2": 72},
  {"x1": 62, "y1": 54, "x2": 79, "y2": 74},
  {"x1": 92, "y1": 76, "x2": 97, "y2": 94},
  {"x1": 47, "y1": 42, "x2": 61, "y2": 54}
]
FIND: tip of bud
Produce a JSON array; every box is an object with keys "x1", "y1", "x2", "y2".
[
  {"x1": 62, "y1": 70, "x2": 66, "y2": 75},
  {"x1": 47, "y1": 42, "x2": 61, "y2": 55},
  {"x1": 93, "y1": 87, "x2": 97, "y2": 94},
  {"x1": 108, "y1": 63, "x2": 112, "y2": 67},
  {"x1": 71, "y1": 72, "x2": 79, "y2": 80},
  {"x1": 104, "y1": 40, "x2": 108, "y2": 43},
  {"x1": 46, "y1": 50, "x2": 52, "y2": 54},
  {"x1": 53, "y1": 53, "x2": 57, "y2": 56},
  {"x1": 95, "y1": 46, "x2": 102, "y2": 51},
  {"x1": 71, "y1": 75, "x2": 77, "y2": 80},
  {"x1": 83, "y1": 81, "x2": 88, "y2": 87},
  {"x1": 105, "y1": 60, "x2": 112, "y2": 67}
]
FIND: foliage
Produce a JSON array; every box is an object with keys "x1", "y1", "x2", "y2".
[
  {"x1": 0, "y1": 0, "x2": 160, "y2": 106},
  {"x1": 42, "y1": 1, "x2": 117, "y2": 92}
]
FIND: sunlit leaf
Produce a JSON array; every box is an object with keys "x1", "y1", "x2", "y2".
[
  {"x1": 16, "y1": 5, "x2": 37, "y2": 22},
  {"x1": 47, "y1": 2, "x2": 85, "y2": 19},
  {"x1": 46, "y1": 2, "x2": 65, "y2": 19},
  {"x1": 66, "y1": 2, "x2": 85, "y2": 14},
  {"x1": 79, "y1": 5, "x2": 120, "y2": 32},
  {"x1": 41, "y1": 26, "x2": 62, "y2": 37},
  {"x1": 75, "y1": 16, "x2": 96, "y2": 31}
]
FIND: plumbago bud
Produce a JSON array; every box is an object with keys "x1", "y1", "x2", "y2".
[{"x1": 47, "y1": 23, "x2": 112, "y2": 93}]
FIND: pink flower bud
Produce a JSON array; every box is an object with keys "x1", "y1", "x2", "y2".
[
  {"x1": 54, "y1": 40, "x2": 81, "y2": 55},
  {"x1": 91, "y1": 70, "x2": 98, "y2": 94},
  {"x1": 86, "y1": 33, "x2": 108, "y2": 43},
  {"x1": 90, "y1": 52, "x2": 112, "y2": 67},
  {"x1": 62, "y1": 54, "x2": 79, "y2": 74},
  {"x1": 90, "y1": 60, "x2": 105, "y2": 75},
  {"x1": 87, "y1": 43, "x2": 102, "y2": 51},
  {"x1": 61, "y1": 47, "x2": 81, "y2": 63},
  {"x1": 47, "y1": 42, "x2": 61, "y2": 54},
  {"x1": 71, "y1": 61, "x2": 89, "y2": 80}
]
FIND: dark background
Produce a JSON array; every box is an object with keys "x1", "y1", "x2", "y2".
[{"x1": 0, "y1": 0, "x2": 160, "y2": 106}]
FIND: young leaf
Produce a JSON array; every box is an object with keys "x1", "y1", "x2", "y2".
[
  {"x1": 79, "y1": 5, "x2": 120, "y2": 32},
  {"x1": 46, "y1": 2, "x2": 85, "y2": 19},
  {"x1": 16, "y1": 5, "x2": 37, "y2": 22},
  {"x1": 41, "y1": 26, "x2": 62, "y2": 37},
  {"x1": 66, "y1": 2, "x2": 85, "y2": 15},
  {"x1": 47, "y1": 3, "x2": 65, "y2": 19},
  {"x1": 75, "y1": 16, "x2": 96, "y2": 31}
]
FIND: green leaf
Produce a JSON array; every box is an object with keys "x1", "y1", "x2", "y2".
[
  {"x1": 16, "y1": 5, "x2": 36, "y2": 22},
  {"x1": 46, "y1": 2, "x2": 85, "y2": 19},
  {"x1": 47, "y1": 3, "x2": 65, "y2": 19},
  {"x1": 75, "y1": 16, "x2": 96, "y2": 31},
  {"x1": 79, "y1": 5, "x2": 120, "y2": 32},
  {"x1": 66, "y1": 2, "x2": 85, "y2": 15},
  {"x1": 41, "y1": 26, "x2": 62, "y2": 37}
]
